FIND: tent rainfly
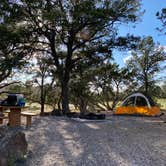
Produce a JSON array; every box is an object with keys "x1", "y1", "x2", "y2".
[{"x1": 114, "y1": 92, "x2": 160, "y2": 116}]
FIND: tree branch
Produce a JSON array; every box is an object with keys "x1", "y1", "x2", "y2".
[{"x1": 0, "y1": 81, "x2": 21, "y2": 90}]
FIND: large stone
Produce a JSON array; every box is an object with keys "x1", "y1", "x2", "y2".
[
  {"x1": 79, "y1": 113, "x2": 106, "y2": 120},
  {"x1": 66, "y1": 112, "x2": 80, "y2": 118},
  {"x1": 51, "y1": 109, "x2": 62, "y2": 116},
  {"x1": 0, "y1": 126, "x2": 27, "y2": 166}
]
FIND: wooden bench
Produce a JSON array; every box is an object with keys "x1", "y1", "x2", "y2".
[
  {"x1": 0, "y1": 116, "x2": 8, "y2": 124},
  {"x1": 21, "y1": 112, "x2": 37, "y2": 127}
]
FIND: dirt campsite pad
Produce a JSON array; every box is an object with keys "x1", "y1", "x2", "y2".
[{"x1": 20, "y1": 115, "x2": 166, "y2": 166}]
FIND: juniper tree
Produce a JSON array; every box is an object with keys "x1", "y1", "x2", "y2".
[{"x1": 126, "y1": 36, "x2": 165, "y2": 95}]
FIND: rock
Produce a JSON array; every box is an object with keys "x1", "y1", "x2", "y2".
[
  {"x1": 66, "y1": 112, "x2": 80, "y2": 118},
  {"x1": 0, "y1": 126, "x2": 27, "y2": 166},
  {"x1": 42, "y1": 112, "x2": 51, "y2": 116},
  {"x1": 79, "y1": 113, "x2": 106, "y2": 120},
  {"x1": 51, "y1": 109, "x2": 62, "y2": 116}
]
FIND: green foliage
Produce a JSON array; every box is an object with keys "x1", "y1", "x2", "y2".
[
  {"x1": 25, "y1": 56, "x2": 58, "y2": 113},
  {"x1": 0, "y1": 0, "x2": 33, "y2": 83},
  {"x1": 126, "y1": 36, "x2": 166, "y2": 95},
  {"x1": 160, "y1": 81, "x2": 166, "y2": 98},
  {"x1": 91, "y1": 63, "x2": 135, "y2": 111},
  {"x1": 0, "y1": 0, "x2": 142, "y2": 112},
  {"x1": 156, "y1": 8, "x2": 166, "y2": 35},
  {"x1": 70, "y1": 55, "x2": 135, "y2": 112},
  {"x1": 7, "y1": 83, "x2": 23, "y2": 93}
]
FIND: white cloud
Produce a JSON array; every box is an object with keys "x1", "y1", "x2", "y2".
[
  {"x1": 161, "y1": 46, "x2": 166, "y2": 52},
  {"x1": 123, "y1": 51, "x2": 132, "y2": 64},
  {"x1": 156, "y1": 45, "x2": 166, "y2": 52}
]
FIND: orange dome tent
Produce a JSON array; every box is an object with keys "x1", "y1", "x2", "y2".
[{"x1": 114, "y1": 92, "x2": 160, "y2": 116}]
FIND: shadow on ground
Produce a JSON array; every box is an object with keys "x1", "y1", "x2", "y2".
[{"x1": 17, "y1": 115, "x2": 166, "y2": 166}]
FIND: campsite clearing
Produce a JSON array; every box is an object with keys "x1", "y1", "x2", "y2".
[{"x1": 19, "y1": 115, "x2": 166, "y2": 166}]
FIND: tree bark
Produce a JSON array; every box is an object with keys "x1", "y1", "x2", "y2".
[
  {"x1": 111, "y1": 83, "x2": 120, "y2": 111},
  {"x1": 61, "y1": 39, "x2": 73, "y2": 114},
  {"x1": 61, "y1": 80, "x2": 70, "y2": 114},
  {"x1": 40, "y1": 76, "x2": 45, "y2": 116},
  {"x1": 40, "y1": 100, "x2": 45, "y2": 116},
  {"x1": 57, "y1": 95, "x2": 62, "y2": 111},
  {"x1": 144, "y1": 72, "x2": 148, "y2": 94},
  {"x1": 79, "y1": 97, "x2": 88, "y2": 115},
  {"x1": 61, "y1": 68, "x2": 71, "y2": 114}
]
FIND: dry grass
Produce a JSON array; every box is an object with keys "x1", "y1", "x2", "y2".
[
  {"x1": 26, "y1": 103, "x2": 53, "y2": 114},
  {"x1": 25, "y1": 98, "x2": 166, "y2": 114},
  {"x1": 157, "y1": 99, "x2": 166, "y2": 111}
]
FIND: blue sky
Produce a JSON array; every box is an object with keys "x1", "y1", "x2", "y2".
[{"x1": 114, "y1": 0, "x2": 166, "y2": 67}]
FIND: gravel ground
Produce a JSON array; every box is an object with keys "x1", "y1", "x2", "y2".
[{"x1": 20, "y1": 115, "x2": 166, "y2": 166}]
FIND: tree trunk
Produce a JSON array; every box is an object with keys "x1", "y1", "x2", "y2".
[
  {"x1": 60, "y1": 47, "x2": 72, "y2": 114},
  {"x1": 40, "y1": 100, "x2": 45, "y2": 116},
  {"x1": 61, "y1": 79, "x2": 70, "y2": 114},
  {"x1": 111, "y1": 84, "x2": 120, "y2": 111},
  {"x1": 40, "y1": 76, "x2": 45, "y2": 116},
  {"x1": 144, "y1": 73, "x2": 148, "y2": 94},
  {"x1": 79, "y1": 97, "x2": 87, "y2": 115},
  {"x1": 57, "y1": 95, "x2": 62, "y2": 111}
]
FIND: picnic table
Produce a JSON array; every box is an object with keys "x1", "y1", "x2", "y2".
[{"x1": 0, "y1": 106, "x2": 28, "y2": 127}]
